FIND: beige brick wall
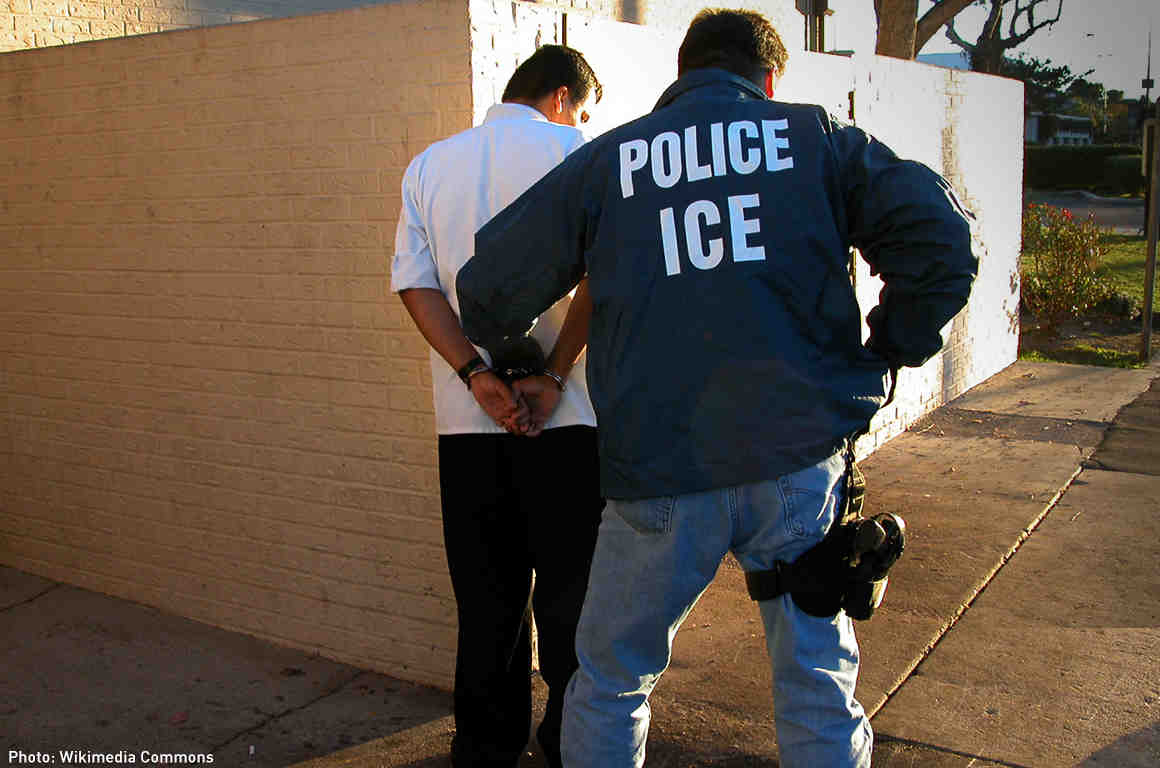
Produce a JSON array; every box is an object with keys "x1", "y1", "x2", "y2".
[
  {"x1": 0, "y1": 0, "x2": 472, "y2": 687},
  {"x1": 1, "y1": 0, "x2": 805, "y2": 57},
  {"x1": 1, "y1": 0, "x2": 1021, "y2": 691},
  {"x1": 1, "y1": 0, "x2": 398, "y2": 54}
]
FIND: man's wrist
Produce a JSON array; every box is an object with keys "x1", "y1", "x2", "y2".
[
  {"x1": 466, "y1": 366, "x2": 493, "y2": 390},
  {"x1": 457, "y1": 355, "x2": 491, "y2": 389},
  {"x1": 540, "y1": 369, "x2": 566, "y2": 392}
]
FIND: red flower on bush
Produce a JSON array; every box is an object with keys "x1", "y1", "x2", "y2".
[{"x1": 1020, "y1": 203, "x2": 1112, "y2": 328}]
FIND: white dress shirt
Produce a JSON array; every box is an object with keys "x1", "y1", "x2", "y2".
[{"x1": 391, "y1": 103, "x2": 598, "y2": 435}]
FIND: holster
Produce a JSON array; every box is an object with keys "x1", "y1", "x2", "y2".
[{"x1": 744, "y1": 447, "x2": 905, "y2": 621}]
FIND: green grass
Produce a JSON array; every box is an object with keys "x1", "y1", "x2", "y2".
[
  {"x1": 1101, "y1": 234, "x2": 1158, "y2": 310},
  {"x1": 1020, "y1": 345, "x2": 1148, "y2": 369},
  {"x1": 1021, "y1": 233, "x2": 1159, "y2": 312},
  {"x1": 1019, "y1": 232, "x2": 1157, "y2": 368}
]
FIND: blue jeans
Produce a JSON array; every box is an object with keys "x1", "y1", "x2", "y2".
[{"x1": 560, "y1": 451, "x2": 872, "y2": 768}]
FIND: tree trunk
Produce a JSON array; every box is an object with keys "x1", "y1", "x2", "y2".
[
  {"x1": 971, "y1": 43, "x2": 1006, "y2": 74},
  {"x1": 972, "y1": 1, "x2": 1006, "y2": 74},
  {"x1": 874, "y1": 0, "x2": 919, "y2": 59}
]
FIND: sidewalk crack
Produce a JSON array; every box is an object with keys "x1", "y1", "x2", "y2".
[
  {"x1": 1, "y1": 583, "x2": 61, "y2": 612},
  {"x1": 208, "y1": 669, "x2": 367, "y2": 755},
  {"x1": 868, "y1": 462, "x2": 1086, "y2": 719},
  {"x1": 876, "y1": 735, "x2": 1033, "y2": 767}
]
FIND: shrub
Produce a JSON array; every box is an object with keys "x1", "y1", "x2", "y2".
[
  {"x1": 1102, "y1": 155, "x2": 1145, "y2": 196},
  {"x1": 1024, "y1": 144, "x2": 1140, "y2": 191},
  {"x1": 1020, "y1": 203, "x2": 1115, "y2": 327}
]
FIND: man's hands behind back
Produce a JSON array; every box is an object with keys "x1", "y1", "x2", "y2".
[
  {"x1": 470, "y1": 370, "x2": 533, "y2": 434},
  {"x1": 513, "y1": 374, "x2": 564, "y2": 437}
]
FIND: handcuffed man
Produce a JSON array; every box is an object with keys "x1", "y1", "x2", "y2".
[{"x1": 391, "y1": 45, "x2": 605, "y2": 768}]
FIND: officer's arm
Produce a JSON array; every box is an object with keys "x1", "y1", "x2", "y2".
[
  {"x1": 458, "y1": 147, "x2": 594, "y2": 350},
  {"x1": 833, "y1": 121, "x2": 978, "y2": 368},
  {"x1": 544, "y1": 278, "x2": 592, "y2": 381}
]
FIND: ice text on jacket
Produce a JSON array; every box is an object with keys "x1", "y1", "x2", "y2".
[{"x1": 618, "y1": 120, "x2": 793, "y2": 276}]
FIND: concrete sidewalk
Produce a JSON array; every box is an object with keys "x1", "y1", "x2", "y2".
[{"x1": 3, "y1": 360, "x2": 1159, "y2": 767}]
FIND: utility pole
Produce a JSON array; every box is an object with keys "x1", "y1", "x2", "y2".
[
  {"x1": 1141, "y1": 22, "x2": 1157, "y2": 362},
  {"x1": 1146, "y1": 25, "x2": 1154, "y2": 112},
  {"x1": 1144, "y1": 118, "x2": 1158, "y2": 362},
  {"x1": 1145, "y1": 24, "x2": 1155, "y2": 241}
]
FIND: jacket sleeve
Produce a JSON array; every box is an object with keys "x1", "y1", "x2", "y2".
[
  {"x1": 457, "y1": 144, "x2": 594, "y2": 350},
  {"x1": 830, "y1": 117, "x2": 978, "y2": 368}
]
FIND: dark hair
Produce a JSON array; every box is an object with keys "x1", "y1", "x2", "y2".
[
  {"x1": 502, "y1": 44, "x2": 603, "y2": 106},
  {"x1": 677, "y1": 8, "x2": 789, "y2": 84}
]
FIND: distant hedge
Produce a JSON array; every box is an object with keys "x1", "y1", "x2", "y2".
[
  {"x1": 1025, "y1": 144, "x2": 1144, "y2": 194},
  {"x1": 1103, "y1": 155, "x2": 1147, "y2": 195}
]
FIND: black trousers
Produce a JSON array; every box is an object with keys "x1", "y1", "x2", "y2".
[{"x1": 438, "y1": 425, "x2": 603, "y2": 768}]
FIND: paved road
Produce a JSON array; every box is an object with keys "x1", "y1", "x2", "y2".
[{"x1": 1028, "y1": 190, "x2": 1148, "y2": 235}]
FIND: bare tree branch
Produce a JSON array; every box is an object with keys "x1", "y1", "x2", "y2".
[
  {"x1": 1004, "y1": 0, "x2": 1063, "y2": 48},
  {"x1": 915, "y1": 0, "x2": 977, "y2": 53},
  {"x1": 980, "y1": 0, "x2": 1004, "y2": 42},
  {"x1": 940, "y1": 0, "x2": 1064, "y2": 72},
  {"x1": 875, "y1": 0, "x2": 1062, "y2": 64},
  {"x1": 944, "y1": 16, "x2": 976, "y2": 52}
]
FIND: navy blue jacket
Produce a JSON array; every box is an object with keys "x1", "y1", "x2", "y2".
[{"x1": 458, "y1": 69, "x2": 977, "y2": 500}]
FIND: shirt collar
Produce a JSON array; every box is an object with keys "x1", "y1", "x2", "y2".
[
  {"x1": 483, "y1": 102, "x2": 549, "y2": 125},
  {"x1": 653, "y1": 68, "x2": 769, "y2": 112}
]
